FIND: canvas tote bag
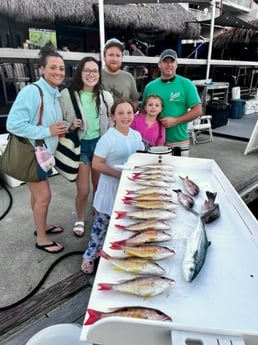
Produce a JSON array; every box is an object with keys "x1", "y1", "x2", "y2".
[{"x1": 55, "y1": 88, "x2": 82, "y2": 182}]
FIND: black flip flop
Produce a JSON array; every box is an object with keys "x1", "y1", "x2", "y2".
[
  {"x1": 35, "y1": 241, "x2": 64, "y2": 254},
  {"x1": 34, "y1": 225, "x2": 64, "y2": 236}
]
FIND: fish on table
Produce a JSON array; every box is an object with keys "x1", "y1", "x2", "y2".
[
  {"x1": 182, "y1": 217, "x2": 211, "y2": 282},
  {"x1": 98, "y1": 276, "x2": 175, "y2": 297},
  {"x1": 114, "y1": 219, "x2": 171, "y2": 232},
  {"x1": 123, "y1": 193, "x2": 174, "y2": 202},
  {"x1": 132, "y1": 169, "x2": 175, "y2": 177},
  {"x1": 201, "y1": 191, "x2": 220, "y2": 223},
  {"x1": 126, "y1": 187, "x2": 175, "y2": 196},
  {"x1": 123, "y1": 199, "x2": 178, "y2": 211},
  {"x1": 135, "y1": 163, "x2": 174, "y2": 171},
  {"x1": 111, "y1": 244, "x2": 176, "y2": 260},
  {"x1": 110, "y1": 229, "x2": 172, "y2": 247},
  {"x1": 115, "y1": 209, "x2": 177, "y2": 220},
  {"x1": 179, "y1": 176, "x2": 200, "y2": 196},
  {"x1": 130, "y1": 172, "x2": 175, "y2": 183},
  {"x1": 173, "y1": 189, "x2": 195, "y2": 210},
  {"x1": 128, "y1": 178, "x2": 173, "y2": 188},
  {"x1": 98, "y1": 249, "x2": 166, "y2": 275},
  {"x1": 84, "y1": 306, "x2": 172, "y2": 325}
]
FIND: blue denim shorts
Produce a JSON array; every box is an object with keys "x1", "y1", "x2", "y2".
[{"x1": 80, "y1": 137, "x2": 100, "y2": 164}]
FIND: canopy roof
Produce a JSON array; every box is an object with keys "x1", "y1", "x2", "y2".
[
  {"x1": 213, "y1": 18, "x2": 258, "y2": 49},
  {"x1": 0, "y1": 0, "x2": 200, "y2": 38}
]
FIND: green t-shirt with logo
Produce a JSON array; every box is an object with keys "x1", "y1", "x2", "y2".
[{"x1": 143, "y1": 75, "x2": 201, "y2": 142}]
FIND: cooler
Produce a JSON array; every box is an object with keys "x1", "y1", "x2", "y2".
[{"x1": 206, "y1": 101, "x2": 231, "y2": 129}]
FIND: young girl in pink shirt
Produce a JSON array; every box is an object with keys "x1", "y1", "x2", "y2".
[{"x1": 131, "y1": 94, "x2": 165, "y2": 148}]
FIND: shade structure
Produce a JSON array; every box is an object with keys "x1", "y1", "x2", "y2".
[
  {"x1": 201, "y1": 12, "x2": 258, "y2": 30},
  {"x1": 213, "y1": 18, "x2": 258, "y2": 49},
  {"x1": 0, "y1": 0, "x2": 96, "y2": 24},
  {"x1": 0, "y1": 0, "x2": 200, "y2": 39}
]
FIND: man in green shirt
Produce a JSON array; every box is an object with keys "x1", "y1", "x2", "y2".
[
  {"x1": 143, "y1": 49, "x2": 202, "y2": 156},
  {"x1": 102, "y1": 38, "x2": 139, "y2": 111}
]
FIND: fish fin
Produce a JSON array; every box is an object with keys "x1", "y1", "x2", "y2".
[
  {"x1": 110, "y1": 240, "x2": 125, "y2": 249},
  {"x1": 97, "y1": 249, "x2": 110, "y2": 260},
  {"x1": 109, "y1": 242, "x2": 123, "y2": 250},
  {"x1": 84, "y1": 308, "x2": 102, "y2": 325},
  {"x1": 114, "y1": 224, "x2": 126, "y2": 230},
  {"x1": 122, "y1": 196, "x2": 133, "y2": 201},
  {"x1": 123, "y1": 199, "x2": 132, "y2": 205},
  {"x1": 206, "y1": 191, "x2": 217, "y2": 201},
  {"x1": 115, "y1": 211, "x2": 126, "y2": 219},
  {"x1": 132, "y1": 172, "x2": 141, "y2": 179},
  {"x1": 98, "y1": 283, "x2": 113, "y2": 290},
  {"x1": 126, "y1": 190, "x2": 134, "y2": 194}
]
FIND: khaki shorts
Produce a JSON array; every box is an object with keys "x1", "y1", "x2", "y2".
[{"x1": 165, "y1": 139, "x2": 190, "y2": 157}]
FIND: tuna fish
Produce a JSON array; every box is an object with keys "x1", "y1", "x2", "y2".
[
  {"x1": 84, "y1": 306, "x2": 172, "y2": 325},
  {"x1": 182, "y1": 217, "x2": 211, "y2": 282},
  {"x1": 98, "y1": 276, "x2": 175, "y2": 297}
]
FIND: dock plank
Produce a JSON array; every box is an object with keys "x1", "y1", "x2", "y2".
[{"x1": 0, "y1": 272, "x2": 94, "y2": 342}]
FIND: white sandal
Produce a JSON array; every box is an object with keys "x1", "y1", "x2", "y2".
[
  {"x1": 81, "y1": 258, "x2": 95, "y2": 274},
  {"x1": 73, "y1": 221, "x2": 85, "y2": 237}
]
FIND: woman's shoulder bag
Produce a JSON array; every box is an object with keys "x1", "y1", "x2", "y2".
[
  {"x1": 0, "y1": 84, "x2": 54, "y2": 182},
  {"x1": 54, "y1": 88, "x2": 82, "y2": 182}
]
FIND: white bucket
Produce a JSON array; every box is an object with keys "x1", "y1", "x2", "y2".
[
  {"x1": 231, "y1": 86, "x2": 241, "y2": 100},
  {"x1": 26, "y1": 323, "x2": 90, "y2": 345}
]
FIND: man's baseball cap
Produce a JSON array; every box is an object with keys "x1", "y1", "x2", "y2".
[
  {"x1": 104, "y1": 38, "x2": 124, "y2": 52},
  {"x1": 159, "y1": 49, "x2": 177, "y2": 62}
]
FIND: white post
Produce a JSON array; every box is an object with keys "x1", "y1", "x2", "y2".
[
  {"x1": 206, "y1": 0, "x2": 216, "y2": 80},
  {"x1": 98, "y1": 0, "x2": 105, "y2": 66}
]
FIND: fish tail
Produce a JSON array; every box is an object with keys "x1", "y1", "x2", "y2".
[
  {"x1": 109, "y1": 242, "x2": 123, "y2": 250},
  {"x1": 123, "y1": 199, "x2": 133, "y2": 205},
  {"x1": 97, "y1": 249, "x2": 110, "y2": 260},
  {"x1": 115, "y1": 211, "x2": 126, "y2": 219},
  {"x1": 98, "y1": 283, "x2": 113, "y2": 290},
  {"x1": 126, "y1": 190, "x2": 134, "y2": 194},
  {"x1": 114, "y1": 224, "x2": 126, "y2": 230},
  {"x1": 122, "y1": 196, "x2": 133, "y2": 201},
  {"x1": 110, "y1": 240, "x2": 125, "y2": 248},
  {"x1": 84, "y1": 308, "x2": 102, "y2": 325},
  {"x1": 132, "y1": 172, "x2": 141, "y2": 179},
  {"x1": 206, "y1": 191, "x2": 217, "y2": 201}
]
